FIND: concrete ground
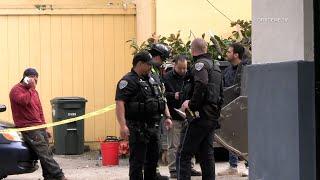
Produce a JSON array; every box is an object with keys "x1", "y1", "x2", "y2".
[{"x1": 6, "y1": 151, "x2": 248, "y2": 180}]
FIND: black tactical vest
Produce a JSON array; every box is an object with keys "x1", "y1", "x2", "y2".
[
  {"x1": 198, "y1": 58, "x2": 223, "y2": 108},
  {"x1": 126, "y1": 74, "x2": 166, "y2": 121}
]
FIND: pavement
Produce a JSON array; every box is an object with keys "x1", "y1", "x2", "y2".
[{"x1": 6, "y1": 151, "x2": 248, "y2": 180}]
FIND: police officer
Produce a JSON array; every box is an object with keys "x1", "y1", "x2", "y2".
[
  {"x1": 115, "y1": 51, "x2": 172, "y2": 180},
  {"x1": 177, "y1": 38, "x2": 224, "y2": 180},
  {"x1": 148, "y1": 43, "x2": 172, "y2": 180},
  {"x1": 149, "y1": 43, "x2": 170, "y2": 77}
]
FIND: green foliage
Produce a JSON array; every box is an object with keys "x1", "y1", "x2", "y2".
[
  {"x1": 230, "y1": 19, "x2": 252, "y2": 51},
  {"x1": 127, "y1": 19, "x2": 252, "y2": 62}
]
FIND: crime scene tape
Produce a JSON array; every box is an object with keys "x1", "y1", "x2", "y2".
[{"x1": 0, "y1": 104, "x2": 116, "y2": 133}]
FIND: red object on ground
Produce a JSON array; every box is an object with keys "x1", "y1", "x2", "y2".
[
  {"x1": 119, "y1": 141, "x2": 129, "y2": 156},
  {"x1": 101, "y1": 141, "x2": 120, "y2": 166}
]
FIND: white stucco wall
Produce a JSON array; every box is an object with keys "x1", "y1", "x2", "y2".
[{"x1": 252, "y1": 0, "x2": 314, "y2": 63}]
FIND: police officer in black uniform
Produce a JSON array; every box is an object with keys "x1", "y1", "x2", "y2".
[
  {"x1": 149, "y1": 44, "x2": 170, "y2": 75},
  {"x1": 115, "y1": 51, "x2": 172, "y2": 180},
  {"x1": 148, "y1": 43, "x2": 172, "y2": 180},
  {"x1": 177, "y1": 38, "x2": 224, "y2": 180}
]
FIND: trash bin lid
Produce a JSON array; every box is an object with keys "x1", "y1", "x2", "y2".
[{"x1": 50, "y1": 97, "x2": 87, "y2": 104}]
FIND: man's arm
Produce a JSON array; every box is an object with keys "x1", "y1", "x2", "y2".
[
  {"x1": 163, "y1": 77, "x2": 176, "y2": 101},
  {"x1": 164, "y1": 104, "x2": 171, "y2": 118},
  {"x1": 38, "y1": 96, "x2": 46, "y2": 124},
  {"x1": 189, "y1": 82, "x2": 207, "y2": 111},
  {"x1": 189, "y1": 66, "x2": 208, "y2": 111},
  {"x1": 115, "y1": 77, "x2": 137, "y2": 139},
  {"x1": 9, "y1": 87, "x2": 32, "y2": 106},
  {"x1": 116, "y1": 100, "x2": 129, "y2": 139},
  {"x1": 164, "y1": 75, "x2": 181, "y2": 105},
  {"x1": 163, "y1": 104, "x2": 172, "y2": 129}
]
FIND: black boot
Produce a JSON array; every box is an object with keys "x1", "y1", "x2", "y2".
[
  {"x1": 191, "y1": 168, "x2": 202, "y2": 176},
  {"x1": 156, "y1": 172, "x2": 169, "y2": 180}
]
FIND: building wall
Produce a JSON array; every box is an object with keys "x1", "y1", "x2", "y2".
[
  {"x1": 252, "y1": 0, "x2": 314, "y2": 63},
  {"x1": 156, "y1": 0, "x2": 251, "y2": 40},
  {"x1": 250, "y1": 0, "x2": 316, "y2": 179},
  {"x1": 0, "y1": 2, "x2": 136, "y2": 143}
]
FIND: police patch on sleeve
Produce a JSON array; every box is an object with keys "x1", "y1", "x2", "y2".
[
  {"x1": 119, "y1": 80, "x2": 128, "y2": 90},
  {"x1": 195, "y1": 62, "x2": 204, "y2": 71}
]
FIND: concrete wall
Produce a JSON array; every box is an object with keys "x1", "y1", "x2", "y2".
[
  {"x1": 252, "y1": 0, "x2": 314, "y2": 63},
  {"x1": 247, "y1": 61, "x2": 316, "y2": 180},
  {"x1": 250, "y1": 0, "x2": 316, "y2": 179}
]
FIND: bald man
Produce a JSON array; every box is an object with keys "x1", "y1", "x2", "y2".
[{"x1": 176, "y1": 38, "x2": 224, "y2": 180}]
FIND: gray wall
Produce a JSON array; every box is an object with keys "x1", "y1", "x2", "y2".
[
  {"x1": 252, "y1": 0, "x2": 314, "y2": 63},
  {"x1": 247, "y1": 61, "x2": 315, "y2": 180}
]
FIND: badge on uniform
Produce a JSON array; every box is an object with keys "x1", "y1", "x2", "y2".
[
  {"x1": 195, "y1": 62, "x2": 204, "y2": 71},
  {"x1": 119, "y1": 80, "x2": 128, "y2": 90}
]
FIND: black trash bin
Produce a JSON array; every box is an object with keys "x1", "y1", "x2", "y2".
[{"x1": 50, "y1": 97, "x2": 87, "y2": 155}]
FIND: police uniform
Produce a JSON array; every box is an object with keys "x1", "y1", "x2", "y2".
[
  {"x1": 151, "y1": 65, "x2": 168, "y2": 148},
  {"x1": 149, "y1": 43, "x2": 172, "y2": 180},
  {"x1": 176, "y1": 53, "x2": 224, "y2": 180},
  {"x1": 115, "y1": 68, "x2": 167, "y2": 180}
]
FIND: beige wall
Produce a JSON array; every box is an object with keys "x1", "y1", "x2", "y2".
[
  {"x1": 135, "y1": 0, "x2": 156, "y2": 44},
  {"x1": 0, "y1": 8, "x2": 136, "y2": 143},
  {"x1": 0, "y1": 0, "x2": 251, "y2": 145},
  {"x1": 156, "y1": 0, "x2": 251, "y2": 40}
]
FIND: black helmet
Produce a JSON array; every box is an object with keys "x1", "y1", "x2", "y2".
[{"x1": 149, "y1": 43, "x2": 170, "y2": 61}]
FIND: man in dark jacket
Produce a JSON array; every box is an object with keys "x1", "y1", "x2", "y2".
[
  {"x1": 218, "y1": 43, "x2": 247, "y2": 176},
  {"x1": 163, "y1": 55, "x2": 201, "y2": 178}
]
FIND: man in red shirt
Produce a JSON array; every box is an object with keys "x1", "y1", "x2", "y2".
[{"x1": 9, "y1": 68, "x2": 66, "y2": 180}]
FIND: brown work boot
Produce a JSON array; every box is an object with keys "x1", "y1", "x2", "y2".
[{"x1": 217, "y1": 167, "x2": 238, "y2": 176}]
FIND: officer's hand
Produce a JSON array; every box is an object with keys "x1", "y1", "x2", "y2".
[
  {"x1": 120, "y1": 125, "x2": 130, "y2": 140},
  {"x1": 181, "y1": 100, "x2": 190, "y2": 112},
  {"x1": 164, "y1": 118, "x2": 173, "y2": 130},
  {"x1": 174, "y1": 92, "x2": 180, "y2": 100}
]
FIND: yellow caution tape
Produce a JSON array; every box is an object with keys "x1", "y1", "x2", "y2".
[{"x1": 0, "y1": 104, "x2": 116, "y2": 133}]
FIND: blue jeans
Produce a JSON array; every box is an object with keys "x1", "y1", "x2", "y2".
[{"x1": 229, "y1": 152, "x2": 238, "y2": 168}]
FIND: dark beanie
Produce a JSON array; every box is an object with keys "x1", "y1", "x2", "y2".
[{"x1": 23, "y1": 68, "x2": 38, "y2": 77}]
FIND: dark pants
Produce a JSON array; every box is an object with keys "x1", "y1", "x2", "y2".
[
  {"x1": 22, "y1": 129, "x2": 64, "y2": 180},
  {"x1": 176, "y1": 118, "x2": 216, "y2": 180},
  {"x1": 129, "y1": 126, "x2": 160, "y2": 180},
  {"x1": 229, "y1": 152, "x2": 238, "y2": 168}
]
